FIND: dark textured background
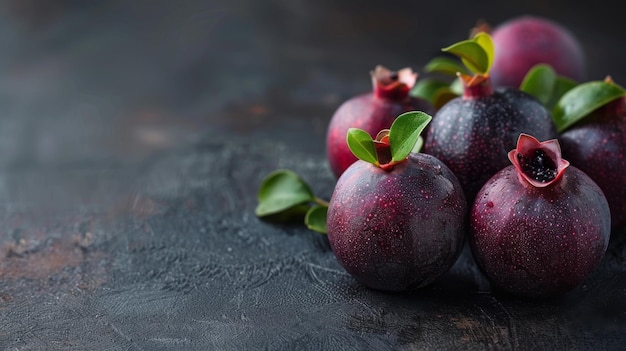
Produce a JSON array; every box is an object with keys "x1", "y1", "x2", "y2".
[{"x1": 0, "y1": 1, "x2": 625, "y2": 350}]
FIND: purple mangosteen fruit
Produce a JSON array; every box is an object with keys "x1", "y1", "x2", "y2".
[
  {"x1": 326, "y1": 111, "x2": 467, "y2": 291},
  {"x1": 424, "y1": 32, "x2": 558, "y2": 203},
  {"x1": 555, "y1": 77, "x2": 626, "y2": 230},
  {"x1": 326, "y1": 65, "x2": 434, "y2": 179},
  {"x1": 486, "y1": 15, "x2": 586, "y2": 89},
  {"x1": 470, "y1": 133, "x2": 610, "y2": 299}
]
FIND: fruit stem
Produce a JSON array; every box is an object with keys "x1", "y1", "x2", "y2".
[
  {"x1": 460, "y1": 73, "x2": 493, "y2": 98},
  {"x1": 314, "y1": 197, "x2": 330, "y2": 207}
]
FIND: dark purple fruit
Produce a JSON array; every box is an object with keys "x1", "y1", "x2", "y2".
[
  {"x1": 560, "y1": 96, "x2": 626, "y2": 230},
  {"x1": 470, "y1": 134, "x2": 610, "y2": 298},
  {"x1": 327, "y1": 152, "x2": 467, "y2": 292},
  {"x1": 326, "y1": 66, "x2": 433, "y2": 179},
  {"x1": 424, "y1": 79, "x2": 558, "y2": 203},
  {"x1": 490, "y1": 15, "x2": 586, "y2": 88}
]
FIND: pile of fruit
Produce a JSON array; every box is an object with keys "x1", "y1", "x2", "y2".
[{"x1": 255, "y1": 15, "x2": 626, "y2": 299}]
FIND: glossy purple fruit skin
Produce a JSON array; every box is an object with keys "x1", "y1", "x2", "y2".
[
  {"x1": 424, "y1": 87, "x2": 558, "y2": 203},
  {"x1": 490, "y1": 15, "x2": 586, "y2": 88},
  {"x1": 326, "y1": 94, "x2": 433, "y2": 179},
  {"x1": 326, "y1": 153, "x2": 467, "y2": 292},
  {"x1": 470, "y1": 166, "x2": 610, "y2": 298},
  {"x1": 559, "y1": 98, "x2": 626, "y2": 230}
]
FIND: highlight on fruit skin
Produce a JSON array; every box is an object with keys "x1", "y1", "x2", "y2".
[
  {"x1": 470, "y1": 133, "x2": 611, "y2": 299},
  {"x1": 487, "y1": 15, "x2": 586, "y2": 89}
]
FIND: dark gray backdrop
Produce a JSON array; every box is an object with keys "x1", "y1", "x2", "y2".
[{"x1": 0, "y1": 1, "x2": 624, "y2": 350}]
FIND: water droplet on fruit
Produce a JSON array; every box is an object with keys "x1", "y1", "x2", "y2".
[{"x1": 434, "y1": 165, "x2": 442, "y2": 175}]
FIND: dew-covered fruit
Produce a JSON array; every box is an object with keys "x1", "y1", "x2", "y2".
[
  {"x1": 327, "y1": 149, "x2": 467, "y2": 292},
  {"x1": 470, "y1": 134, "x2": 610, "y2": 299},
  {"x1": 424, "y1": 32, "x2": 558, "y2": 203},
  {"x1": 424, "y1": 83, "x2": 558, "y2": 203},
  {"x1": 559, "y1": 92, "x2": 626, "y2": 231},
  {"x1": 326, "y1": 66, "x2": 434, "y2": 179},
  {"x1": 490, "y1": 15, "x2": 585, "y2": 88}
]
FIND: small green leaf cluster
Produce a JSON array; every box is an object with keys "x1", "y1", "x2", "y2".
[
  {"x1": 255, "y1": 111, "x2": 433, "y2": 235},
  {"x1": 409, "y1": 29, "x2": 626, "y2": 134},
  {"x1": 518, "y1": 64, "x2": 577, "y2": 109},
  {"x1": 411, "y1": 32, "x2": 495, "y2": 109},
  {"x1": 552, "y1": 78, "x2": 626, "y2": 132},
  {"x1": 519, "y1": 65, "x2": 626, "y2": 132},
  {"x1": 255, "y1": 169, "x2": 329, "y2": 233},
  {"x1": 346, "y1": 111, "x2": 431, "y2": 167}
]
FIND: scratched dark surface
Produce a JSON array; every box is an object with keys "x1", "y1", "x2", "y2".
[{"x1": 0, "y1": 1, "x2": 625, "y2": 350}]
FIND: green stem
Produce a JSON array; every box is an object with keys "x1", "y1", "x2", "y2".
[{"x1": 314, "y1": 197, "x2": 330, "y2": 207}]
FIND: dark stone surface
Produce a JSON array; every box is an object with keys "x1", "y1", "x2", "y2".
[{"x1": 0, "y1": 1, "x2": 625, "y2": 350}]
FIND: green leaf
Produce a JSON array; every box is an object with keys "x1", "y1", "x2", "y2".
[
  {"x1": 473, "y1": 32, "x2": 494, "y2": 73},
  {"x1": 305, "y1": 205, "x2": 328, "y2": 234},
  {"x1": 450, "y1": 78, "x2": 463, "y2": 95},
  {"x1": 546, "y1": 76, "x2": 578, "y2": 110},
  {"x1": 520, "y1": 64, "x2": 578, "y2": 110},
  {"x1": 389, "y1": 111, "x2": 432, "y2": 162},
  {"x1": 520, "y1": 64, "x2": 557, "y2": 106},
  {"x1": 255, "y1": 169, "x2": 315, "y2": 218},
  {"x1": 410, "y1": 78, "x2": 460, "y2": 109},
  {"x1": 442, "y1": 41, "x2": 486, "y2": 74},
  {"x1": 410, "y1": 78, "x2": 453, "y2": 104},
  {"x1": 411, "y1": 136, "x2": 425, "y2": 154},
  {"x1": 442, "y1": 32, "x2": 493, "y2": 75},
  {"x1": 346, "y1": 128, "x2": 379, "y2": 165},
  {"x1": 424, "y1": 56, "x2": 468, "y2": 76},
  {"x1": 552, "y1": 80, "x2": 626, "y2": 132},
  {"x1": 431, "y1": 88, "x2": 459, "y2": 110},
  {"x1": 261, "y1": 204, "x2": 311, "y2": 223}
]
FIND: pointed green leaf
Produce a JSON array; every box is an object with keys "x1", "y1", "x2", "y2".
[
  {"x1": 473, "y1": 32, "x2": 494, "y2": 73},
  {"x1": 424, "y1": 56, "x2": 468, "y2": 76},
  {"x1": 553, "y1": 80, "x2": 626, "y2": 132},
  {"x1": 305, "y1": 205, "x2": 328, "y2": 234},
  {"x1": 520, "y1": 64, "x2": 578, "y2": 110},
  {"x1": 255, "y1": 169, "x2": 315, "y2": 218},
  {"x1": 442, "y1": 40, "x2": 486, "y2": 74},
  {"x1": 520, "y1": 64, "x2": 557, "y2": 106},
  {"x1": 442, "y1": 32, "x2": 494, "y2": 75},
  {"x1": 441, "y1": 41, "x2": 484, "y2": 74},
  {"x1": 346, "y1": 128, "x2": 379, "y2": 165},
  {"x1": 411, "y1": 136, "x2": 425, "y2": 154},
  {"x1": 389, "y1": 111, "x2": 432, "y2": 162}
]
